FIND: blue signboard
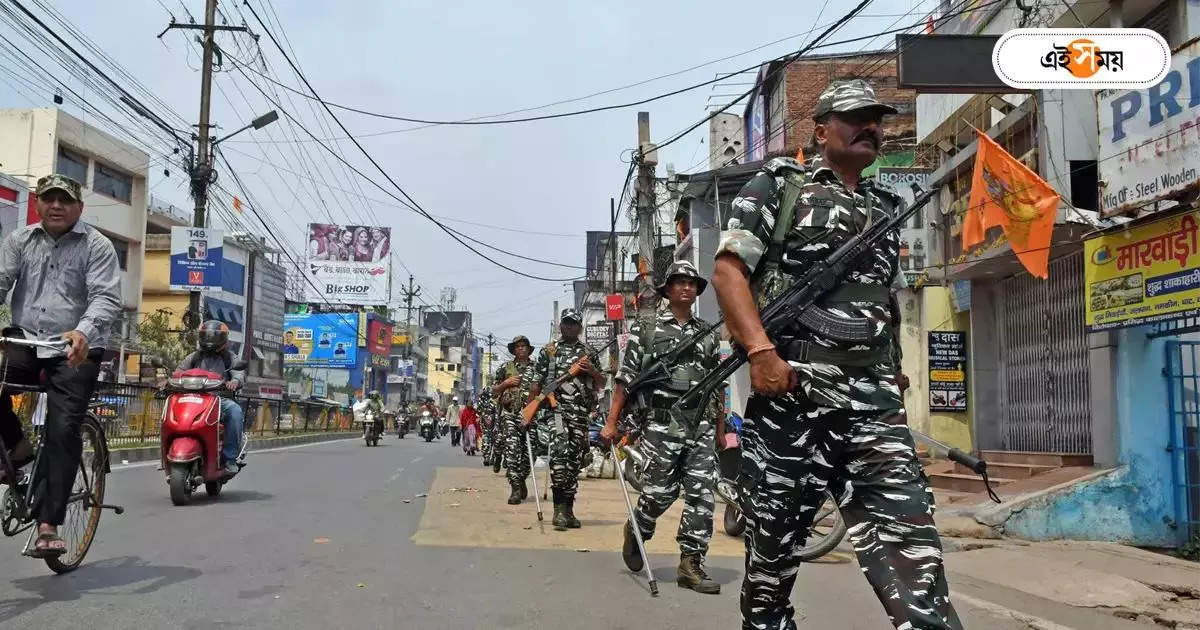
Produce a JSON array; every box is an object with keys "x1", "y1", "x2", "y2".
[
  {"x1": 169, "y1": 226, "x2": 223, "y2": 291},
  {"x1": 283, "y1": 313, "x2": 359, "y2": 368}
]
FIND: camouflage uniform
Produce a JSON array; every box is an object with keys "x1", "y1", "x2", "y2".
[
  {"x1": 477, "y1": 389, "x2": 502, "y2": 467},
  {"x1": 530, "y1": 313, "x2": 597, "y2": 508},
  {"x1": 617, "y1": 308, "x2": 721, "y2": 558},
  {"x1": 718, "y1": 81, "x2": 960, "y2": 630},
  {"x1": 497, "y1": 358, "x2": 535, "y2": 487}
]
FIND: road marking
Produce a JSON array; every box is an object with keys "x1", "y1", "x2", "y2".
[
  {"x1": 412, "y1": 456, "x2": 423, "y2": 464},
  {"x1": 388, "y1": 467, "x2": 406, "y2": 482},
  {"x1": 954, "y1": 593, "x2": 1079, "y2": 630},
  {"x1": 109, "y1": 437, "x2": 359, "y2": 472}
]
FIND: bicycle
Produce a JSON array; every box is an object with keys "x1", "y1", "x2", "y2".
[{"x1": 0, "y1": 336, "x2": 124, "y2": 574}]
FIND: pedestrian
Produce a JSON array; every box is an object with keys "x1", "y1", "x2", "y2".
[
  {"x1": 712, "y1": 79, "x2": 961, "y2": 629},
  {"x1": 460, "y1": 400, "x2": 479, "y2": 455},
  {"x1": 601, "y1": 260, "x2": 723, "y2": 594},
  {"x1": 444, "y1": 396, "x2": 463, "y2": 447},
  {"x1": 494, "y1": 336, "x2": 536, "y2": 504},
  {"x1": 526, "y1": 308, "x2": 604, "y2": 531}
]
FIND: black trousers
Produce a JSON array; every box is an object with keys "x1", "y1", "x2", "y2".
[
  {"x1": 0, "y1": 344, "x2": 102, "y2": 526},
  {"x1": 450, "y1": 426, "x2": 461, "y2": 446}
]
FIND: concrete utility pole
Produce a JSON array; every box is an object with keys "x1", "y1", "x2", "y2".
[
  {"x1": 635, "y1": 111, "x2": 659, "y2": 322},
  {"x1": 398, "y1": 275, "x2": 421, "y2": 404},
  {"x1": 485, "y1": 333, "x2": 496, "y2": 386},
  {"x1": 551, "y1": 300, "x2": 559, "y2": 341}
]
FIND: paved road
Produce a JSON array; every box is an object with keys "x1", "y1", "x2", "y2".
[{"x1": 0, "y1": 436, "x2": 1146, "y2": 629}]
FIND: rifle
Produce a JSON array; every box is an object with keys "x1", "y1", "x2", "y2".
[
  {"x1": 672, "y1": 182, "x2": 941, "y2": 413},
  {"x1": 521, "y1": 335, "x2": 619, "y2": 424}
]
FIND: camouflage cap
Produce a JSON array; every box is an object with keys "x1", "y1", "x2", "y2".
[
  {"x1": 507, "y1": 335, "x2": 534, "y2": 354},
  {"x1": 656, "y1": 260, "x2": 708, "y2": 297},
  {"x1": 559, "y1": 308, "x2": 583, "y2": 323},
  {"x1": 35, "y1": 173, "x2": 82, "y2": 202},
  {"x1": 812, "y1": 79, "x2": 898, "y2": 121}
]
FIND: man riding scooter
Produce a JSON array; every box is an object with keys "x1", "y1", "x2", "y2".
[
  {"x1": 176, "y1": 321, "x2": 245, "y2": 476},
  {"x1": 365, "y1": 390, "x2": 385, "y2": 438}
]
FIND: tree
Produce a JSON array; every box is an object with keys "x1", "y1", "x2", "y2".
[{"x1": 136, "y1": 309, "x2": 191, "y2": 370}]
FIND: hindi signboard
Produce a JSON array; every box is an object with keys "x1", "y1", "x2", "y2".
[
  {"x1": 928, "y1": 331, "x2": 968, "y2": 412},
  {"x1": 1084, "y1": 210, "x2": 1200, "y2": 331},
  {"x1": 169, "y1": 226, "x2": 222, "y2": 291},
  {"x1": 303, "y1": 223, "x2": 392, "y2": 305}
]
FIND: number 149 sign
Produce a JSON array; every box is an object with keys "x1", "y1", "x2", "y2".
[{"x1": 169, "y1": 226, "x2": 224, "y2": 292}]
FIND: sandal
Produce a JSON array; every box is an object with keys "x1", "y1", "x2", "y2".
[{"x1": 29, "y1": 532, "x2": 67, "y2": 558}]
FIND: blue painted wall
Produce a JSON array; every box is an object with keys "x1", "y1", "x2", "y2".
[{"x1": 1003, "y1": 326, "x2": 1177, "y2": 546}]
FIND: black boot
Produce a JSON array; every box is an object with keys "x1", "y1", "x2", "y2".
[
  {"x1": 493, "y1": 454, "x2": 503, "y2": 474},
  {"x1": 677, "y1": 553, "x2": 721, "y2": 594},
  {"x1": 518, "y1": 480, "x2": 528, "y2": 500},
  {"x1": 552, "y1": 503, "x2": 570, "y2": 531},
  {"x1": 563, "y1": 500, "x2": 581, "y2": 528},
  {"x1": 622, "y1": 521, "x2": 644, "y2": 572},
  {"x1": 507, "y1": 481, "x2": 525, "y2": 505}
]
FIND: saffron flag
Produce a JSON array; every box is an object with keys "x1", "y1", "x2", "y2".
[
  {"x1": 232, "y1": 195, "x2": 243, "y2": 214},
  {"x1": 963, "y1": 130, "x2": 1060, "y2": 278}
]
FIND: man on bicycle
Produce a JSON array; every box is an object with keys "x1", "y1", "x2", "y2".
[
  {"x1": 177, "y1": 320, "x2": 246, "y2": 477},
  {"x1": 0, "y1": 174, "x2": 121, "y2": 557}
]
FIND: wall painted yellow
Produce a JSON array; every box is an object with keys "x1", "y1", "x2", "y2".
[
  {"x1": 427, "y1": 346, "x2": 457, "y2": 398},
  {"x1": 920, "y1": 286, "x2": 973, "y2": 452}
]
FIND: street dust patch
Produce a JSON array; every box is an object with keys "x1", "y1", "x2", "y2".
[{"x1": 410, "y1": 466, "x2": 847, "y2": 560}]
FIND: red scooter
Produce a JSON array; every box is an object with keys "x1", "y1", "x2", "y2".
[{"x1": 161, "y1": 368, "x2": 246, "y2": 505}]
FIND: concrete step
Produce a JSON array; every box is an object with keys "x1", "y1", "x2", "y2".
[
  {"x1": 928, "y1": 472, "x2": 1016, "y2": 494},
  {"x1": 978, "y1": 450, "x2": 1093, "y2": 467},
  {"x1": 954, "y1": 461, "x2": 1056, "y2": 479}
]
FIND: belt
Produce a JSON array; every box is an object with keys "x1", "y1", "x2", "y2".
[{"x1": 783, "y1": 340, "x2": 891, "y2": 367}]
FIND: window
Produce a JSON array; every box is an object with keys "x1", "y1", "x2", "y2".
[
  {"x1": 93, "y1": 162, "x2": 131, "y2": 203},
  {"x1": 106, "y1": 235, "x2": 128, "y2": 271},
  {"x1": 56, "y1": 146, "x2": 87, "y2": 185}
]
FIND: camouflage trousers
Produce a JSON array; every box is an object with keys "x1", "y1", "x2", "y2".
[
  {"x1": 548, "y1": 410, "x2": 589, "y2": 502},
  {"x1": 502, "y1": 411, "x2": 529, "y2": 484},
  {"x1": 632, "y1": 410, "x2": 716, "y2": 556},
  {"x1": 739, "y1": 392, "x2": 961, "y2": 630},
  {"x1": 482, "y1": 417, "x2": 504, "y2": 465}
]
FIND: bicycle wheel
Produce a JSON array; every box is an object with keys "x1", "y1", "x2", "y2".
[
  {"x1": 45, "y1": 414, "x2": 107, "y2": 574},
  {"x1": 798, "y1": 490, "x2": 847, "y2": 561}
]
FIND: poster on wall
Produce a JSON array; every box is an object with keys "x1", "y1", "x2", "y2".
[
  {"x1": 928, "y1": 331, "x2": 968, "y2": 412},
  {"x1": 169, "y1": 226, "x2": 223, "y2": 291},
  {"x1": 584, "y1": 324, "x2": 612, "y2": 351},
  {"x1": 1084, "y1": 210, "x2": 1200, "y2": 332},
  {"x1": 283, "y1": 313, "x2": 360, "y2": 367},
  {"x1": 304, "y1": 223, "x2": 392, "y2": 305}
]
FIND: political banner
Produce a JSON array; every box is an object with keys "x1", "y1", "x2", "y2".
[
  {"x1": 304, "y1": 223, "x2": 392, "y2": 305},
  {"x1": 283, "y1": 313, "x2": 360, "y2": 368},
  {"x1": 169, "y1": 226, "x2": 222, "y2": 291},
  {"x1": 1084, "y1": 210, "x2": 1200, "y2": 332}
]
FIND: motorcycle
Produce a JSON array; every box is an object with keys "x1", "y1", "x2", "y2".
[
  {"x1": 161, "y1": 368, "x2": 247, "y2": 506},
  {"x1": 716, "y1": 413, "x2": 847, "y2": 560},
  {"x1": 354, "y1": 402, "x2": 381, "y2": 447},
  {"x1": 397, "y1": 413, "x2": 409, "y2": 439},
  {"x1": 419, "y1": 411, "x2": 436, "y2": 442}
]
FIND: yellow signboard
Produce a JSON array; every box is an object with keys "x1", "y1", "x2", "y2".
[
  {"x1": 1084, "y1": 210, "x2": 1200, "y2": 331},
  {"x1": 930, "y1": 369, "x2": 964, "y2": 382},
  {"x1": 391, "y1": 333, "x2": 409, "y2": 346}
]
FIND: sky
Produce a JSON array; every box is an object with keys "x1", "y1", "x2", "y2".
[{"x1": 0, "y1": 0, "x2": 935, "y2": 348}]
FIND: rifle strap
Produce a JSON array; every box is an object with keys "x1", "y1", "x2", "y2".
[{"x1": 764, "y1": 172, "x2": 807, "y2": 268}]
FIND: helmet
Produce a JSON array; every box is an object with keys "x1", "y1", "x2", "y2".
[
  {"x1": 656, "y1": 260, "x2": 708, "y2": 297},
  {"x1": 452, "y1": 395, "x2": 459, "y2": 402},
  {"x1": 198, "y1": 320, "x2": 230, "y2": 353},
  {"x1": 368, "y1": 390, "x2": 381, "y2": 399}
]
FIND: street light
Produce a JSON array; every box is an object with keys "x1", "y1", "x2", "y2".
[{"x1": 211, "y1": 110, "x2": 278, "y2": 147}]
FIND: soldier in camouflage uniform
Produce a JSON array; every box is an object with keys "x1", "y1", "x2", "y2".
[
  {"x1": 493, "y1": 335, "x2": 536, "y2": 504},
  {"x1": 477, "y1": 389, "x2": 502, "y2": 470},
  {"x1": 713, "y1": 80, "x2": 961, "y2": 630},
  {"x1": 602, "y1": 260, "x2": 723, "y2": 595},
  {"x1": 526, "y1": 308, "x2": 604, "y2": 531}
]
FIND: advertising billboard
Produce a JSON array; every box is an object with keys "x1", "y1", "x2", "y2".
[
  {"x1": 283, "y1": 313, "x2": 360, "y2": 367},
  {"x1": 876, "y1": 167, "x2": 933, "y2": 283},
  {"x1": 1084, "y1": 210, "x2": 1200, "y2": 332},
  {"x1": 304, "y1": 223, "x2": 392, "y2": 305},
  {"x1": 169, "y1": 226, "x2": 223, "y2": 291},
  {"x1": 367, "y1": 320, "x2": 392, "y2": 356}
]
